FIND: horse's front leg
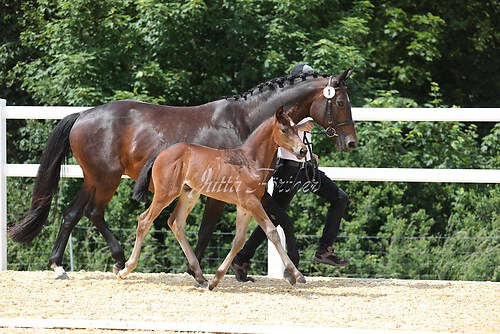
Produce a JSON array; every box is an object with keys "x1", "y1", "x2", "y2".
[
  {"x1": 248, "y1": 199, "x2": 306, "y2": 285},
  {"x1": 209, "y1": 206, "x2": 252, "y2": 290}
]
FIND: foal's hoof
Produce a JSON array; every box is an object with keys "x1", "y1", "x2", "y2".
[
  {"x1": 186, "y1": 267, "x2": 196, "y2": 278},
  {"x1": 283, "y1": 270, "x2": 296, "y2": 285},
  {"x1": 195, "y1": 280, "x2": 209, "y2": 289},
  {"x1": 116, "y1": 270, "x2": 128, "y2": 281},
  {"x1": 113, "y1": 263, "x2": 124, "y2": 275},
  {"x1": 297, "y1": 275, "x2": 307, "y2": 284},
  {"x1": 208, "y1": 278, "x2": 220, "y2": 291}
]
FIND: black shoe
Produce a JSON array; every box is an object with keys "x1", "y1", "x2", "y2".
[
  {"x1": 313, "y1": 246, "x2": 349, "y2": 267},
  {"x1": 230, "y1": 261, "x2": 255, "y2": 282}
]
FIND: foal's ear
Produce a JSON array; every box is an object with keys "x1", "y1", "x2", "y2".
[{"x1": 275, "y1": 105, "x2": 285, "y2": 120}]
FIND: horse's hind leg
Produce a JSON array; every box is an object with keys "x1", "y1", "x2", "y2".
[
  {"x1": 209, "y1": 206, "x2": 251, "y2": 290},
  {"x1": 167, "y1": 190, "x2": 205, "y2": 285},
  {"x1": 49, "y1": 186, "x2": 93, "y2": 279},
  {"x1": 84, "y1": 180, "x2": 126, "y2": 274}
]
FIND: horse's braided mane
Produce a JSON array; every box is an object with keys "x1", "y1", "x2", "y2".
[{"x1": 223, "y1": 71, "x2": 330, "y2": 101}]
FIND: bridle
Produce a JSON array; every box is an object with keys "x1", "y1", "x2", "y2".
[{"x1": 322, "y1": 76, "x2": 355, "y2": 138}]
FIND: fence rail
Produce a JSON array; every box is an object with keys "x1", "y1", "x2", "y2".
[{"x1": 1, "y1": 100, "x2": 499, "y2": 273}]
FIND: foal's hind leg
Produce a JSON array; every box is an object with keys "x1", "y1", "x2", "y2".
[
  {"x1": 209, "y1": 206, "x2": 252, "y2": 290},
  {"x1": 167, "y1": 190, "x2": 206, "y2": 286},
  {"x1": 189, "y1": 198, "x2": 227, "y2": 277},
  {"x1": 118, "y1": 191, "x2": 177, "y2": 280}
]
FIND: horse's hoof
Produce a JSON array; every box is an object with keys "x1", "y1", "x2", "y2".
[
  {"x1": 113, "y1": 263, "x2": 124, "y2": 275},
  {"x1": 53, "y1": 266, "x2": 69, "y2": 280},
  {"x1": 54, "y1": 272, "x2": 69, "y2": 280},
  {"x1": 297, "y1": 275, "x2": 307, "y2": 284},
  {"x1": 208, "y1": 283, "x2": 216, "y2": 291}
]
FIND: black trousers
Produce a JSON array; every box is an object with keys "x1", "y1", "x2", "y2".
[{"x1": 235, "y1": 160, "x2": 348, "y2": 267}]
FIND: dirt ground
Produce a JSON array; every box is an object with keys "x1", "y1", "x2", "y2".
[{"x1": 0, "y1": 270, "x2": 498, "y2": 333}]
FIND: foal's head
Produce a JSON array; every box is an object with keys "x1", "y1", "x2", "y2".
[{"x1": 273, "y1": 105, "x2": 307, "y2": 160}]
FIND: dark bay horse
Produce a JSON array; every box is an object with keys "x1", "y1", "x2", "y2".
[
  {"x1": 8, "y1": 69, "x2": 357, "y2": 279},
  {"x1": 119, "y1": 106, "x2": 307, "y2": 290}
]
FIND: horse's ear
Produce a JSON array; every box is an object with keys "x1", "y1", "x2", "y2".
[
  {"x1": 275, "y1": 105, "x2": 285, "y2": 120},
  {"x1": 341, "y1": 67, "x2": 354, "y2": 81},
  {"x1": 286, "y1": 104, "x2": 299, "y2": 117}
]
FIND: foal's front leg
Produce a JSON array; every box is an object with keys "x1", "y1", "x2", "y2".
[
  {"x1": 209, "y1": 206, "x2": 252, "y2": 290},
  {"x1": 247, "y1": 199, "x2": 306, "y2": 285}
]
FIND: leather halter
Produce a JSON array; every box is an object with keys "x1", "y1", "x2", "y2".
[{"x1": 324, "y1": 76, "x2": 355, "y2": 138}]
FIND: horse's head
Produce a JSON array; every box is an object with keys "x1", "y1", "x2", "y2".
[
  {"x1": 227, "y1": 66, "x2": 358, "y2": 152},
  {"x1": 273, "y1": 105, "x2": 307, "y2": 160},
  {"x1": 308, "y1": 68, "x2": 358, "y2": 152}
]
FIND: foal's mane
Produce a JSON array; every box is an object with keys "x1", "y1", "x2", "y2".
[{"x1": 222, "y1": 71, "x2": 331, "y2": 101}]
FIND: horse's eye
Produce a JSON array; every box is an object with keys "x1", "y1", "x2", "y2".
[
  {"x1": 337, "y1": 100, "x2": 344, "y2": 107},
  {"x1": 281, "y1": 127, "x2": 288, "y2": 133}
]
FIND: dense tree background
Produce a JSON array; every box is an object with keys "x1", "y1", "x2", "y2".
[{"x1": 1, "y1": 0, "x2": 498, "y2": 281}]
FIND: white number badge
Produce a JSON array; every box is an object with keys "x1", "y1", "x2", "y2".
[{"x1": 323, "y1": 86, "x2": 335, "y2": 99}]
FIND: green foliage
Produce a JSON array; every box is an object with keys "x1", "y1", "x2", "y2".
[
  {"x1": 2, "y1": 0, "x2": 498, "y2": 281},
  {"x1": 434, "y1": 186, "x2": 500, "y2": 281}
]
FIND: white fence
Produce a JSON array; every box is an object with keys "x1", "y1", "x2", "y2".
[{"x1": 1, "y1": 99, "x2": 499, "y2": 274}]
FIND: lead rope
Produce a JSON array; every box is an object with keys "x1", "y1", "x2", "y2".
[
  {"x1": 302, "y1": 131, "x2": 321, "y2": 190},
  {"x1": 274, "y1": 130, "x2": 321, "y2": 194}
]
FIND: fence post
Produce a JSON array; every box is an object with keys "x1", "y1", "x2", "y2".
[{"x1": 0, "y1": 99, "x2": 7, "y2": 270}]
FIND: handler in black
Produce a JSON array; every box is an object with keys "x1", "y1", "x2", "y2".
[{"x1": 231, "y1": 64, "x2": 350, "y2": 282}]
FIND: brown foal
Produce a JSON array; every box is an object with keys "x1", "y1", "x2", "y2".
[{"x1": 117, "y1": 106, "x2": 307, "y2": 290}]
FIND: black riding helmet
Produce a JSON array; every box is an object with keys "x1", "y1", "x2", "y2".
[{"x1": 290, "y1": 64, "x2": 314, "y2": 76}]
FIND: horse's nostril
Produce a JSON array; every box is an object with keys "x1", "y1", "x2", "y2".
[
  {"x1": 348, "y1": 141, "x2": 357, "y2": 149},
  {"x1": 299, "y1": 147, "x2": 307, "y2": 156}
]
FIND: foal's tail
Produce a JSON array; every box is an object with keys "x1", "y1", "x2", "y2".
[
  {"x1": 133, "y1": 157, "x2": 156, "y2": 203},
  {"x1": 8, "y1": 113, "x2": 81, "y2": 244}
]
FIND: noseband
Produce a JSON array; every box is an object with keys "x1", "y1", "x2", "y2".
[{"x1": 323, "y1": 76, "x2": 355, "y2": 138}]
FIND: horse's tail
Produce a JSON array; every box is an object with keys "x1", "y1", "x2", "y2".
[
  {"x1": 8, "y1": 113, "x2": 81, "y2": 244},
  {"x1": 133, "y1": 157, "x2": 156, "y2": 203}
]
